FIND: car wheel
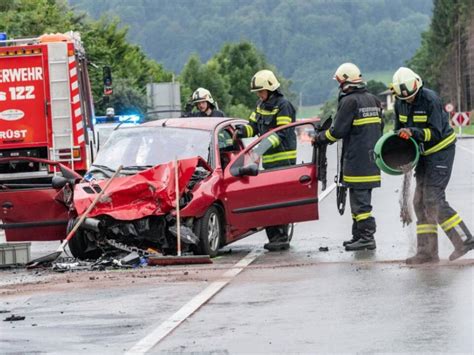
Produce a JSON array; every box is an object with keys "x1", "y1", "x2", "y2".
[
  {"x1": 195, "y1": 206, "x2": 223, "y2": 257},
  {"x1": 67, "y1": 219, "x2": 102, "y2": 260}
]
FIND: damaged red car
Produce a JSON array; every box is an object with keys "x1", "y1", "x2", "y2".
[{"x1": 1, "y1": 117, "x2": 321, "y2": 258}]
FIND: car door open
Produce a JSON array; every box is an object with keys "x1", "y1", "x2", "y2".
[{"x1": 223, "y1": 121, "x2": 319, "y2": 236}]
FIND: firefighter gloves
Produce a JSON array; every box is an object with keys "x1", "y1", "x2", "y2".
[{"x1": 398, "y1": 128, "x2": 412, "y2": 140}]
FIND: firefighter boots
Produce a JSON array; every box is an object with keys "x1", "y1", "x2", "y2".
[
  {"x1": 344, "y1": 235, "x2": 376, "y2": 251},
  {"x1": 264, "y1": 241, "x2": 290, "y2": 251},
  {"x1": 343, "y1": 237, "x2": 359, "y2": 247},
  {"x1": 343, "y1": 221, "x2": 360, "y2": 246},
  {"x1": 264, "y1": 225, "x2": 291, "y2": 251},
  {"x1": 406, "y1": 234, "x2": 439, "y2": 265},
  {"x1": 445, "y1": 221, "x2": 474, "y2": 261}
]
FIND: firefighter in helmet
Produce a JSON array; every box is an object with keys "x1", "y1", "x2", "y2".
[
  {"x1": 313, "y1": 63, "x2": 383, "y2": 251},
  {"x1": 392, "y1": 67, "x2": 474, "y2": 264},
  {"x1": 233, "y1": 69, "x2": 297, "y2": 251},
  {"x1": 190, "y1": 88, "x2": 225, "y2": 117}
]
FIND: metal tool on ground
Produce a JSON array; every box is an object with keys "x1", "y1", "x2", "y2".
[
  {"x1": 26, "y1": 165, "x2": 123, "y2": 268},
  {"x1": 147, "y1": 159, "x2": 212, "y2": 266}
]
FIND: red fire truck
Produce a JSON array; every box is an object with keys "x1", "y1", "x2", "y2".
[{"x1": 0, "y1": 31, "x2": 95, "y2": 181}]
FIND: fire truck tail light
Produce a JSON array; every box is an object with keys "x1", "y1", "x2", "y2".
[{"x1": 58, "y1": 148, "x2": 81, "y2": 160}]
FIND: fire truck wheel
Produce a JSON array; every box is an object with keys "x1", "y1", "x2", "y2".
[
  {"x1": 67, "y1": 219, "x2": 102, "y2": 260},
  {"x1": 194, "y1": 205, "x2": 223, "y2": 258}
]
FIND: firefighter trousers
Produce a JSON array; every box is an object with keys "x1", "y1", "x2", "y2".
[
  {"x1": 414, "y1": 145, "x2": 472, "y2": 243},
  {"x1": 349, "y1": 188, "x2": 376, "y2": 239}
]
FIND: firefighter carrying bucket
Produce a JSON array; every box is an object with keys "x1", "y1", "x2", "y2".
[{"x1": 391, "y1": 67, "x2": 474, "y2": 263}]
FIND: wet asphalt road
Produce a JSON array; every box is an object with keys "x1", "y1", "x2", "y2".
[{"x1": 1, "y1": 138, "x2": 473, "y2": 354}]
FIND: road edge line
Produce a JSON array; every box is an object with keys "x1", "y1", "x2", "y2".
[
  {"x1": 125, "y1": 248, "x2": 263, "y2": 354},
  {"x1": 319, "y1": 182, "x2": 336, "y2": 203}
]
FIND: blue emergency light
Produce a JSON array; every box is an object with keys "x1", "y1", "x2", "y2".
[
  {"x1": 93, "y1": 114, "x2": 142, "y2": 125},
  {"x1": 0, "y1": 33, "x2": 7, "y2": 47}
]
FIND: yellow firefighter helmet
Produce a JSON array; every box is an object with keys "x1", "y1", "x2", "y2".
[
  {"x1": 250, "y1": 69, "x2": 280, "y2": 92},
  {"x1": 391, "y1": 67, "x2": 423, "y2": 100},
  {"x1": 192, "y1": 88, "x2": 216, "y2": 106},
  {"x1": 333, "y1": 63, "x2": 363, "y2": 86}
]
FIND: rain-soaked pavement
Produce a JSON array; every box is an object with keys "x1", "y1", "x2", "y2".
[{"x1": 1, "y1": 139, "x2": 473, "y2": 354}]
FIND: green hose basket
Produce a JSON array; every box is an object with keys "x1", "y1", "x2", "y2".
[{"x1": 374, "y1": 132, "x2": 420, "y2": 175}]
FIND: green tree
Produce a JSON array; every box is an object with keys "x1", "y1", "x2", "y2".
[
  {"x1": 366, "y1": 80, "x2": 387, "y2": 96},
  {"x1": 180, "y1": 41, "x2": 294, "y2": 117}
]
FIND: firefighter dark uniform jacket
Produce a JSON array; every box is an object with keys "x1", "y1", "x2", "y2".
[
  {"x1": 394, "y1": 87, "x2": 456, "y2": 156},
  {"x1": 237, "y1": 92, "x2": 296, "y2": 169},
  {"x1": 191, "y1": 108, "x2": 225, "y2": 117},
  {"x1": 318, "y1": 87, "x2": 383, "y2": 189}
]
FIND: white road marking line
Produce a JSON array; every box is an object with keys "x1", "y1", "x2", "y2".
[
  {"x1": 319, "y1": 182, "x2": 337, "y2": 202},
  {"x1": 457, "y1": 143, "x2": 474, "y2": 155},
  {"x1": 125, "y1": 248, "x2": 263, "y2": 354}
]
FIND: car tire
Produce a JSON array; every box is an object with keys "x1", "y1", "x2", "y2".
[
  {"x1": 67, "y1": 219, "x2": 102, "y2": 260},
  {"x1": 194, "y1": 206, "x2": 223, "y2": 257}
]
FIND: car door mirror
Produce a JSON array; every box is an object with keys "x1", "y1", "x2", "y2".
[
  {"x1": 52, "y1": 175, "x2": 69, "y2": 189},
  {"x1": 238, "y1": 163, "x2": 259, "y2": 177}
]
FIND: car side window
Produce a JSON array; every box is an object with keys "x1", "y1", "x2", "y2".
[{"x1": 233, "y1": 124, "x2": 315, "y2": 172}]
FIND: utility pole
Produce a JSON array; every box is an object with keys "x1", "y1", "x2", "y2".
[{"x1": 456, "y1": 16, "x2": 462, "y2": 112}]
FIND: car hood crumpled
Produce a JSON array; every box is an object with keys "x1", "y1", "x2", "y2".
[{"x1": 73, "y1": 157, "x2": 204, "y2": 220}]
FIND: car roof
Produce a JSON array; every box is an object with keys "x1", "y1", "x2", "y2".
[{"x1": 141, "y1": 117, "x2": 243, "y2": 131}]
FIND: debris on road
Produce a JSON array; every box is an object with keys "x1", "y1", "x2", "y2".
[
  {"x1": 4, "y1": 315, "x2": 25, "y2": 322},
  {"x1": 319, "y1": 246, "x2": 329, "y2": 252}
]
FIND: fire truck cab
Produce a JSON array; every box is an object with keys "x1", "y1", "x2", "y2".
[{"x1": 0, "y1": 31, "x2": 95, "y2": 182}]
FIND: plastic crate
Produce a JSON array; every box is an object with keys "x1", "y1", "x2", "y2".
[{"x1": 0, "y1": 242, "x2": 31, "y2": 267}]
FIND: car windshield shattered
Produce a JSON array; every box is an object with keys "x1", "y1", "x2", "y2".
[{"x1": 91, "y1": 126, "x2": 211, "y2": 175}]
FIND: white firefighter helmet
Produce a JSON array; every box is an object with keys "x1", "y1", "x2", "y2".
[
  {"x1": 333, "y1": 63, "x2": 363, "y2": 86},
  {"x1": 391, "y1": 67, "x2": 423, "y2": 100},
  {"x1": 105, "y1": 107, "x2": 115, "y2": 117},
  {"x1": 192, "y1": 88, "x2": 215, "y2": 106},
  {"x1": 250, "y1": 69, "x2": 280, "y2": 92}
]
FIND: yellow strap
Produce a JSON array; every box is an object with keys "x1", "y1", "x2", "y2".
[
  {"x1": 245, "y1": 125, "x2": 253, "y2": 137},
  {"x1": 422, "y1": 132, "x2": 456, "y2": 156},
  {"x1": 343, "y1": 175, "x2": 381, "y2": 183},
  {"x1": 354, "y1": 212, "x2": 372, "y2": 222},
  {"x1": 268, "y1": 134, "x2": 280, "y2": 148},
  {"x1": 416, "y1": 224, "x2": 438, "y2": 234},
  {"x1": 423, "y1": 128, "x2": 431, "y2": 142},
  {"x1": 262, "y1": 150, "x2": 297, "y2": 163},
  {"x1": 413, "y1": 115, "x2": 428, "y2": 122},
  {"x1": 353, "y1": 117, "x2": 381, "y2": 126},
  {"x1": 276, "y1": 116, "x2": 292, "y2": 125},
  {"x1": 256, "y1": 107, "x2": 279, "y2": 115},
  {"x1": 325, "y1": 130, "x2": 337, "y2": 142},
  {"x1": 440, "y1": 213, "x2": 462, "y2": 232}
]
